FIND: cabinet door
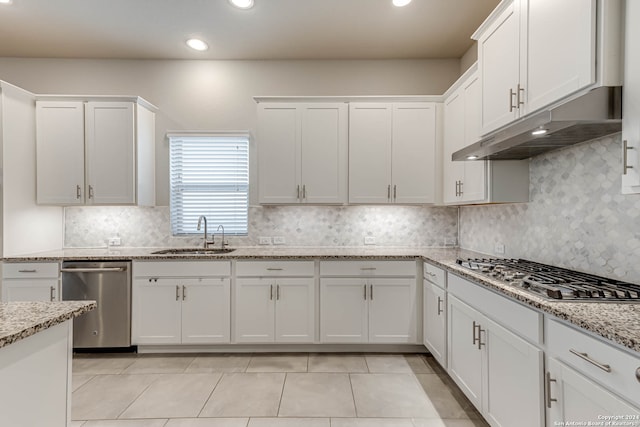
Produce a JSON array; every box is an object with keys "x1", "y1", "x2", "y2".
[
  {"x1": 461, "y1": 74, "x2": 487, "y2": 203},
  {"x1": 320, "y1": 278, "x2": 368, "y2": 343},
  {"x1": 622, "y1": 0, "x2": 640, "y2": 193},
  {"x1": 368, "y1": 278, "x2": 417, "y2": 344},
  {"x1": 523, "y1": 0, "x2": 596, "y2": 115},
  {"x1": 132, "y1": 278, "x2": 181, "y2": 345},
  {"x1": 300, "y1": 104, "x2": 348, "y2": 204},
  {"x1": 423, "y1": 280, "x2": 446, "y2": 367},
  {"x1": 257, "y1": 104, "x2": 300, "y2": 204},
  {"x1": 181, "y1": 278, "x2": 231, "y2": 344},
  {"x1": 478, "y1": 2, "x2": 521, "y2": 135},
  {"x1": 274, "y1": 278, "x2": 315, "y2": 343},
  {"x1": 547, "y1": 358, "x2": 640, "y2": 424},
  {"x1": 2, "y1": 280, "x2": 58, "y2": 302},
  {"x1": 484, "y1": 318, "x2": 543, "y2": 427},
  {"x1": 85, "y1": 102, "x2": 135, "y2": 204},
  {"x1": 447, "y1": 296, "x2": 483, "y2": 409},
  {"x1": 348, "y1": 103, "x2": 393, "y2": 203},
  {"x1": 35, "y1": 101, "x2": 85, "y2": 205},
  {"x1": 443, "y1": 90, "x2": 465, "y2": 204},
  {"x1": 234, "y1": 278, "x2": 275, "y2": 343},
  {"x1": 391, "y1": 103, "x2": 436, "y2": 204}
]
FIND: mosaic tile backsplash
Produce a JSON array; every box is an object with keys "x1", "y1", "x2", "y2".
[
  {"x1": 64, "y1": 205, "x2": 459, "y2": 249},
  {"x1": 459, "y1": 134, "x2": 640, "y2": 283}
]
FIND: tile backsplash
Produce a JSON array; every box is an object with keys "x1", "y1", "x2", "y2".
[
  {"x1": 459, "y1": 133, "x2": 640, "y2": 283},
  {"x1": 64, "y1": 205, "x2": 458, "y2": 248}
]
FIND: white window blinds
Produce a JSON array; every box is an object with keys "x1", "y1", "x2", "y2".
[{"x1": 169, "y1": 133, "x2": 249, "y2": 236}]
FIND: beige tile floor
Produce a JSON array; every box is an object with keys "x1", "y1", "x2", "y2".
[{"x1": 71, "y1": 353, "x2": 489, "y2": 427}]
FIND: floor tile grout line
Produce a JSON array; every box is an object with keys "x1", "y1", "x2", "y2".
[
  {"x1": 114, "y1": 374, "x2": 161, "y2": 420},
  {"x1": 195, "y1": 371, "x2": 225, "y2": 418},
  {"x1": 347, "y1": 372, "x2": 359, "y2": 419},
  {"x1": 277, "y1": 371, "x2": 288, "y2": 417}
]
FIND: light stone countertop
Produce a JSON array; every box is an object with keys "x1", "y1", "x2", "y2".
[
  {"x1": 0, "y1": 301, "x2": 96, "y2": 349},
  {"x1": 3, "y1": 246, "x2": 639, "y2": 354}
]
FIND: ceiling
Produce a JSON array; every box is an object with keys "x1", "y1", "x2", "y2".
[{"x1": 0, "y1": 0, "x2": 500, "y2": 60}]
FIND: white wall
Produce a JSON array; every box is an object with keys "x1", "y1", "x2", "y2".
[
  {"x1": 0, "y1": 58, "x2": 460, "y2": 206},
  {"x1": 1, "y1": 82, "x2": 63, "y2": 256}
]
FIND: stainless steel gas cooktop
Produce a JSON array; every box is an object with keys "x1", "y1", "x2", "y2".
[{"x1": 456, "y1": 258, "x2": 640, "y2": 302}]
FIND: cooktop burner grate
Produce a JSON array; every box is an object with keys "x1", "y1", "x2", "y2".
[{"x1": 456, "y1": 258, "x2": 640, "y2": 302}]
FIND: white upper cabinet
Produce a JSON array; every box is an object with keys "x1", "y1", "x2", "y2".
[
  {"x1": 257, "y1": 102, "x2": 348, "y2": 204},
  {"x1": 476, "y1": 0, "x2": 600, "y2": 136},
  {"x1": 36, "y1": 98, "x2": 156, "y2": 206},
  {"x1": 349, "y1": 102, "x2": 437, "y2": 204},
  {"x1": 622, "y1": 0, "x2": 640, "y2": 194},
  {"x1": 443, "y1": 67, "x2": 529, "y2": 205}
]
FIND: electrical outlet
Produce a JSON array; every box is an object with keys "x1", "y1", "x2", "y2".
[
  {"x1": 495, "y1": 243, "x2": 505, "y2": 254},
  {"x1": 108, "y1": 237, "x2": 121, "y2": 247},
  {"x1": 364, "y1": 236, "x2": 376, "y2": 245},
  {"x1": 273, "y1": 236, "x2": 286, "y2": 245},
  {"x1": 259, "y1": 237, "x2": 272, "y2": 245}
]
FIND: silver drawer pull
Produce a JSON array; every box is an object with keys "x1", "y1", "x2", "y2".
[
  {"x1": 426, "y1": 271, "x2": 437, "y2": 277},
  {"x1": 569, "y1": 349, "x2": 612, "y2": 373},
  {"x1": 360, "y1": 267, "x2": 377, "y2": 271},
  {"x1": 437, "y1": 296, "x2": 443, "y2": 315},
  {"x1": 61, "y1": 267, "x2": 126, "y2": 273},
  {"x1": 50, "y1": 286, "x2": 56, "y2": 301},
  {"x1": 636, "y1": 367, "x2": 640, "y2": 383},
  {"x1": 18, "y1": 269, "x2": 37, "y2": 273},
  {"x1": 545, "y1": 372, "x2": 557, "y2": 408},
  {"x1": 266, "y1": 268, "x2": 283, "y2": 271}
]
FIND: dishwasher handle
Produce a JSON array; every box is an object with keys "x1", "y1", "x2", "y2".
[{"x1": 61, "y1": 267, "x2": 127, "y2": 273}]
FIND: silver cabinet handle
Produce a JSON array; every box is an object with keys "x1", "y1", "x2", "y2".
[
  {"x1": 393, "y1": 184, "x2": 397, "y2": 201},
  {"x1": 270, "y1": 284, "x2": 273, "y2": 300},
  {"x1": 517, "y1": 83, "x2": 525, "y2": 108},
  {"x1": 302, "y1": 185, "x2": 306, "y2": 199},
  {"x1": 635, "y1": 367, "x2": 640, "y2": 383},
  {"x1": 623, "y1": 140, "x2": 634, "y2": 175},
  {"x1": 296, "y1": 185, "x2": 300, "y2": 199},
  {"x1": 266, "y1": 268, "x2": 283, "y2": 271},
  {"x1": 50, "y1": 286, "x2": 56, "y2": 301},
  {"x1": 509, "y1": 88, "x2": 516, "y2": 112},
  {"x1": 61, "y1": 267, "x2": 126, "y2": 273},
  {"x1": 569, "y1": 349, "x2": 611, "y2": 373},
  {"x1": 364, "y1": 284, "x2": 367, "y2": 300},
  {"x1": 76, "y1": 185, "x2": 82, "y2": 199},
  {"x1": 437, "y1": 296, "x2": 443, "y2": 315},
  {"x1": 175, "y1": 285, "x2": 180, "y2": 301},
  {"x1": 182, "y1": 285, "x2": 186, "y2": 301},
  {"x1": 458, "y1": 180, "x2": 463, "y2": 196},
  {"x1": 370, "y1": 284, "x2": 373, "y2": 300},
  {"x1": 360, "y1": 267, "x2": 377, "y2": 271},
  {"x1": 387, "y1": 184, "x2": 391, "y2": 200},
  {"x1": 472, "y1": 321, "x2": 485, "y2": 349},
  {"x1": 18, "y1": 269, "x2": 37, "y2": 273},
  {"x1": 426, "y1": 271, "x2": 436, "y2": 277},
  {"x1": 276, "y1": 284, "x2": 280, "y2": 300},
  {"x1": 88, "y1": 185, "x2": 94, "y2": 199},
  {"x1": 455, "y1": 181, "x2": 459, "y2": 197},
  {"x1": 545, "y1": 372, "x2": 557, "y2": 408}
]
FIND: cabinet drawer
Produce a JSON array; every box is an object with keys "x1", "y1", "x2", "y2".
[
  {"x1": 133, "y1": 261, "x2": 230, "y2": 278},
  {"x1": 448, "y1": 273, "x2": 542, "y2": 345},
  {"x1": 2, "y1": 262, "x2": 59, "y2": 279},
  {"x1": 320, "y1": 261, "x2": 416, "y2": 277},
  {"x1": 236, "y1": 261, "x2": 314, "y2": 277},
  {"x1": 423, "y1": 262, "x2": 445, "y2": 288},
  {"x1": 547, "y1": 318, "x2": 640, "y2": 405}
]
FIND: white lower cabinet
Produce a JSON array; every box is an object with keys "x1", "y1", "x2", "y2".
[
  {"x1": 423, "y1": 263, "x2": 446, "y2": 368},
  {"x1": 132, "y1": 261, "x2": 231, "y2": 345},
  {"x1": 234, "y1": 261, "x2": 315, "y2": 343},
  {"x1": 2, "y1": 262, "x2": 59, "y2": 302},
  {"x1": 546, "y1": 358, "x2": 640, "y2": 424},
  {"x1": 320, "y1": 261, "x2": 418, "y2": 344},
  {"x1": 447, "y1": 292, "x2": 543, "y2": 427}
]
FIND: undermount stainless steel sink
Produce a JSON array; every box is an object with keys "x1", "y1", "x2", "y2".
[{"x1": 151, "y1": 248, "x2": 236, "y2": 255}]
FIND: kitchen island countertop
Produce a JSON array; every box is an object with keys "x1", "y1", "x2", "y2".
[
  {"x1": 0, "y1": 301, "x2": 96, "y2": 349},
  {"x1": 3, "y1": 246, "x2": 639, "y2": 354}
]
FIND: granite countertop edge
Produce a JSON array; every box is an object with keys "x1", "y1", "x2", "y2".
[
  {"x1": 0, "y1": 301, "x2": 97, "y2": 349},
  {"x1": 4, "y1": 247, "x2": 639, "y2": 354}
]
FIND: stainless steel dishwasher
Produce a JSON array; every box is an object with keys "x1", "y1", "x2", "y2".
[{"x1": 61, "y1": 260, "x2": 132, "y2": 349}]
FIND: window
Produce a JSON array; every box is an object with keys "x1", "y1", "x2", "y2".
[{"x1": 168, "y1": 133, "x2": 249, "y2": 236}]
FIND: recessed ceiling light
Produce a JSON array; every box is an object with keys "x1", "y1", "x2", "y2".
[
  {"x1": 392, "y1": 0, "x2": 412, "y2": 7},
  {"x1": 466, "y1": 155, "x2": 479, "y2": 160},
  {"x1": 531, "y1": 128, "x2": 548, "y2": 136},
  {"x1": 0, "y1": 0, "x2": 13, "y2": 5},
  {"x1": 229, "y1": 0, "x2": 254, "y2": 9},
  {"x1": 186, "y1": 38, "x2": 209, "y2": 51}
]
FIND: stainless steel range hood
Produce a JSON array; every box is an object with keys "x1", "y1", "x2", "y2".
[{"x1": 452, "y1": 86, "x2": 622, "y2": 161}]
